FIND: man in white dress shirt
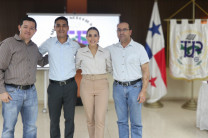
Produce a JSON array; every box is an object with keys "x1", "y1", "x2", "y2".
[
  {"x1": 107, "y1": 22, "x2": 150, "y2": 138},
  {"x1": 39, "y1": 16, "x2": 80, "y2": 138}
]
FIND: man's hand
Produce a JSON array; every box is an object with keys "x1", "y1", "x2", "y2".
[
  {"x1": 73, "y1": 40, "x2": 86, "y2": 47},
  {"x1": 0, "y1": 92, "x2": 12, "y2": 103},
  {"x1": 137, "y1": 90, "x2": 146, "y2": 103},
  {"x1": 137, "y1": 62, "x2": 149, "y2": 104}
]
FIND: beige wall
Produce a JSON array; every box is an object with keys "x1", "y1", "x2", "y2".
[
  {"x1": 35, "y1": 68, "x2": 202, "y2": 103},
  {"x1": 35, "y1": 70, "x2": 49, "y2": 104},
  {"x1": 165, "y1": 68, "x2": 201, "y2": 100}
]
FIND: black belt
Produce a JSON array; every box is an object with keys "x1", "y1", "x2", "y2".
[
  {"x1": 6, "y1": 84, "x2": 34, "y2": 90},
  {"x1": 115, "y1": 78, "x2": 142, "y2": 86},
  {"x1": 50, "y1": 77, "x2": 75, "y2": 86}
]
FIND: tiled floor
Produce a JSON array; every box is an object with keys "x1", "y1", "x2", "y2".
[{"x1": 0, "y1": 100, "x2": 208, "y2": 138}]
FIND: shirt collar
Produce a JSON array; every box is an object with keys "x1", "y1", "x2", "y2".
[
  {"x1": 128, "y1": 39, "x2": 134, "y2": 46},
  {"x1": 55, "y1": 35, "x2": 70, "y2": 45},
  {"x1": 97, "y1": 46, "x2": 105, "y2": 52},
  {"x1": 14, "y1": 34, "x2": 21, "y2": 41},
  {"x1": 83, "y1": 45, "x2": 104, "y2": 53},
  {"x1": 82, "y1": 47, "x2": 90, "y2": 52},
  {"x1": 117, "y1": 38, "x2": 134, "y2": 48},
  {"x1": 14, "y1": 34, "x2": 34, "y2": 46}
]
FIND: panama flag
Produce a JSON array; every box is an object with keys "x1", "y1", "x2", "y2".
[{"x1": 145, "y1": 1, "x2": 167, "y2": 103}]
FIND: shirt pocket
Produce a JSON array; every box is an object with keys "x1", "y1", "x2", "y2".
[{"x1": 126, "y1": 54, "x2": 139, "y2": 65}]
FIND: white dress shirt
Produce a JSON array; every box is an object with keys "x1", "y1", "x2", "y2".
[
  {"x1": 107, "y1": 39, "x2": 149, "y2": 82},
  {"x1": 39, "y1": 37, "x2": 80, "y2": 81},
  {"x1": 76, "y1": 46, "x2": 112, "y2": 74}
]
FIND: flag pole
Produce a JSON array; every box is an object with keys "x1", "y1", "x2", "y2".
[
  {"x1": 144, "y1": 0, "x2": 165, "y2": 108},
  {"x1": 181, "y1": 0, "x2": 197, "y2": 111},
  {"x1": 182, "y1": 81, "x2": 197, "y2": 110}
]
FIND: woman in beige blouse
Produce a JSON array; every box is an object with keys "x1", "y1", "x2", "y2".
[{"x1": 76, "y1": 27, "x2": 112, "y2": 138}]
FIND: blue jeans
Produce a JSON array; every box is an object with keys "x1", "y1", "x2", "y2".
[
  {"x1": 1, "y1": 85, "x2": 38, "y2": 138},
  {"x1": 113, "y1": 81, "x2": 143, "y2": 138}
]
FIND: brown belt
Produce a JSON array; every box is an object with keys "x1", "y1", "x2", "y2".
[{"x1": 82, "y1": 74, "x2": 108, "y2": 80}]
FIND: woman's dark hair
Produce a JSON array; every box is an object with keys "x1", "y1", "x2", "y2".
[{"x1": 86, "y1": 27, "x2": 100, "y2": 36}]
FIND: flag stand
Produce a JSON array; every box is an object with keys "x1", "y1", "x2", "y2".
[
  {"x1": 144, "y1": 0, "x2": 167, "y2": 108},
  {"x1": 182, "y1": 81, "x2": 197, "y2": 110},
  {"x1": 144, "y1": 100, "x2": 163, "y2": 108},
  {"x1": 164, "y1": 0, "x2": 208, "y2": 110}
]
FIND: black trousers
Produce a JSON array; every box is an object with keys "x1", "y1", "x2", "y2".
[{"x1": 47, "y1": 79, "x2": 77, "y2": 138}]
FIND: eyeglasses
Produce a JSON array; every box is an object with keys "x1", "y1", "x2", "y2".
[{"x1": 117, "y1": 28, "x2": 130, "y2": 33}]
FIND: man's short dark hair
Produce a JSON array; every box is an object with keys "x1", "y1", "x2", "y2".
[
  {"x1": 19, "y1": 16, "x2": 37, "y2": 29},
  {"x1": 54, "y1": 16, "x2": 68, "y2": 25}
]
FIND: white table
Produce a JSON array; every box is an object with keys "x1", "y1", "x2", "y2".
[
  {"x1": 196, "y1": 81, "x2": 208, "y2": 130},
  {"x1": 37, "y1": 68, "x2": 49, "y2": 113}
]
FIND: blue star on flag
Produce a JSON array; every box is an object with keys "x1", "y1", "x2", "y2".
[{"x1": 149, "y1": 22, "x2": 161, "y2": 37}]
